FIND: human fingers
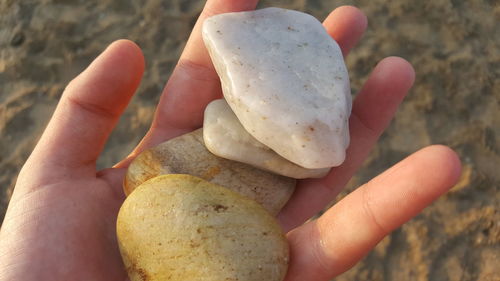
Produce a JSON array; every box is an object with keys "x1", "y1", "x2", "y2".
[
  {"x1": 284, "y1": 145, "x2": 461, "y2": 281},
  {"x1": 323, "y1": 6, "x2": 367, "y2": 57},
  {"x1": 278, "y1": 57, "x2": 415, "y2": 231},
  {"x1": 120, "y1": 0, "x2": 259, "y2": 164},
  {"x1": 22, "y1": 40, "x2": 144, "y2": 184}
]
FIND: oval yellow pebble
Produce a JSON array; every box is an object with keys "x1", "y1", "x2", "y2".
[{"x1": 117, "y1": 174, "x2": 289, "y2": 281}]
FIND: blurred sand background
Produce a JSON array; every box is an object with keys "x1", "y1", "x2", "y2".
[{"x1": 1, "y1": 0, "x2": 499, "y2": 280}]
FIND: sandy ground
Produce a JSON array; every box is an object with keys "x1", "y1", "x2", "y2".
[{"x1": 1, "y1": 0, "x2": 499, "y2": 280}]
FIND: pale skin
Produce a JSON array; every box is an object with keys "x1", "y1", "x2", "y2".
[{"x1": 0, "y1": 1, "x2": 461, "y2": 281}]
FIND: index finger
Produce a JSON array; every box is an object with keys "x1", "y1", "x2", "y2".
[
  {"x1": 181, "y1": 0, "x2": 260, "y2": 69},
  {"x1": 122, "y1": 0, "x2": 259, "y2": 163}
]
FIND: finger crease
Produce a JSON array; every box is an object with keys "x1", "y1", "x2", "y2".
[
  {"x1": 350, "y1": 110, "x2": 379, "y2": 140},
  {"x1": 361, "y1": 186, "x2": 388, "y2": 235},
  {"x1": 311, "y1": 223, "x2": 334, "y2": 276},
  {"x1": 66, "y1": 96, "x2": 117, "y2": 120},
  {"x1": 176, "y1": 59, "x2": 220, "y2": 83}
]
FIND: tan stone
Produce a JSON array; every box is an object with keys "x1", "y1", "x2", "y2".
[{"x1": 124, "y1": 129, "x2": 296, "y2": 215}]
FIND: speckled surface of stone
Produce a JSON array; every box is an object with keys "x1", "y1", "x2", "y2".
[
  {"x1": 203, "y1": 99, "x2": 330, "y2": 178},
  {"x1": 202, "y1": 7, "x2": 351, "y2": 169}
]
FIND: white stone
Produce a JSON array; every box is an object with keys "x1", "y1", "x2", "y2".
[
  {"x1": 202, "y1": 7, "x2": 351, "y2": 169},
  {"x1": 204, "y1": 99, "x2": 330, "y2": 179}
]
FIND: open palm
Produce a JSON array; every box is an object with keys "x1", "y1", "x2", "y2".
[{"x1": 0, "y1": 1, "x2": 461, "y2": 281}]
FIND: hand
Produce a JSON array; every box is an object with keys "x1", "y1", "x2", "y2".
[{"x1": 0, "y1": 1, "x2": 461, "y2": 281}]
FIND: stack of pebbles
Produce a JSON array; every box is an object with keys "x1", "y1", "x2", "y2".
[{"x1": 117, "y1": 8, "x2": 351, "y2": 281}]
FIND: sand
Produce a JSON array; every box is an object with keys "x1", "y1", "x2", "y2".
[{"x1": 0, "y1": 0, "x2": 499, "y2": 280}]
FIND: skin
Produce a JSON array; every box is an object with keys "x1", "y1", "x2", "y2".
[{"x1": 0, "y1": 1, "x2": 461, "y2": 281}]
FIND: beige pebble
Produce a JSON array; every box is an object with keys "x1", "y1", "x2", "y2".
[
  {"x1": 204, "y1": 99, "x2": 330, "y2": 178},
  {"x1": 124, "y1": 129, "x2": 296, "y2": 215}
]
